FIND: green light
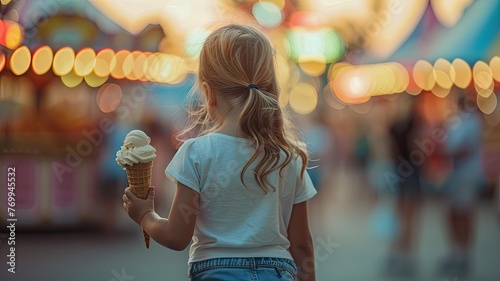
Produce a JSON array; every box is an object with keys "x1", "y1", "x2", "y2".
[{"x1": 287, "y1": 28, "x2": 345, "y2": 63}]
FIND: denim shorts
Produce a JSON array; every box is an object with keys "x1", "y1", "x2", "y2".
[{"x1": 188, "y1": 257, "x2": 297, "y2": 281}]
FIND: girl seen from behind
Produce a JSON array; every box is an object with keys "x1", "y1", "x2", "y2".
[{"x1": 122, "y1": 24, "x2": 317, "y2": 281}]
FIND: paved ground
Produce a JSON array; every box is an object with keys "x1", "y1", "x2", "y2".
[{"x1": 2, "y1": 170, "x2": 500, "y2": 281}]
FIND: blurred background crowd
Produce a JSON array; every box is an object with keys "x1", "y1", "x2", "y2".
[{"x1": 1, "y1": 0, "x2": 500, "y2": 280}]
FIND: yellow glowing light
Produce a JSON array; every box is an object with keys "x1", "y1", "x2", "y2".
[
  {"x1": 1, "y1": 0, "x2": 12, "y2": 5},
  {"x1": 155, "y1": 54, "x2": 185, "y2": 84},
  {"x1": 288, "y1": 82, "x2": 318, "y2": 114},
  {"x1": 122, "y1": 51, "x2": 138, "y2": 80},
  {"x1": 61, "y1": 71, "x2": 83, "y2": 88},
  {"x1": 144, "y1": 53, "x2": 159, "y2": 81},
  {"x1": 5, "y1": 22, "x2": 23, "y2": 49},
  {"x1": 32, "y1": 46, "x2": 53, "y2": 75},
  {"x1": 473, "y1": 61, "x2": 493, "y2": 91},
  {"x1": 9, "y1": 46, "x2": 31, "y2": 75},
  {"x1": 74, "y1": 48, "x2": 96, "y2": 76},
  {"x1": 431, "y1": 83, "x2": 450, "y2": 98},
  {"x1": 97, "y1": 83, "x2": 122, "y2": 113},
  {"x1": 413, "y1": 60, "x2": 435, "y2": 91},
  {"x1": 433, "y1": 58, "x2": 454, "y2": 89},
  {"x1": 477, "y1": 88, "x2": 494, "y2": 98},
  {"x1": 288, "y1": 65, "x2": 301, "y2": 87},
  {"x1": 278, "y1": 89, "x2": 289, "y2": 108},
  {"x1": 328, "y1": 62, "x2": 352, "y2": 82},
  {"x1": 391, "y1": 63, "x2": 410, "y2": 93},
  {"x1": 489, "y1": 56, "x2": 500, "y2": 82},
  {"x1": 346, "y1": 69, "x2": 371, "y2": 98},
  {"x1": 0, "y1": 52, "x2": 6, "y2": 72},
  {"x1": 275, "y1": 55, "x2": 290, "y2": 88},
  {"x1": 477, "y1": 92, "x2": 497, "y2": 115},
  {"x1": 451, "y1": 58, "x2": 471, "y2": 89},
  {"x1": 130, "y1": 51, "x2": 147, "y2": 80},
  {"x1": 53, "y1": 47, "x2": 75, "y2": 76},
  {"x1": 298, "y1": 55, "x2": 326, "y2": 77},
  {"x1": 378, "y1": 64, "x2": 395, "y2": 94},
  {"x1": 94, "y1": 49, "x2": 114, "y2": 77},
  {"x1": 332, "y1": 67, "x2": 371, "y2": 104},
  {"x1": 123, "y1": 51, "x2": 147, "y2": 80},
  {"x1": 84, "y1": 71, "x2": 108, "y2": 88},
  {"x1": 110, "y1": 50, "x2": 130, "y2": 79}
]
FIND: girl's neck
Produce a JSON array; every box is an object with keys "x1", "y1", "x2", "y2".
[{"x1": 214, "y1": 117, "x2": 245, "y2": 138}]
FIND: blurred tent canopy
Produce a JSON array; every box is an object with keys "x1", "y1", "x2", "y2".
[{"x1": 364, "y1": 0, "x2": 500, "y2": 64}]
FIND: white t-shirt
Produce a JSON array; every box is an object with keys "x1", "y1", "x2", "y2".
[{"x1": 165, "y1": 133, "x2": 317, "y2": 263}]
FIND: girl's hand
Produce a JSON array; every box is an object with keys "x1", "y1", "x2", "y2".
[{"x1": 122, "y1": 187, "x2": 155, "y2": 225}]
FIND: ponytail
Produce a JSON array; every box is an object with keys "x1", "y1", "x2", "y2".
[
  {"x1": 239, "y1": 87, "x2": 307, "y2": 193},
  {"x1": 181, "y1": 24, "x2": 309, "y2": 193}
]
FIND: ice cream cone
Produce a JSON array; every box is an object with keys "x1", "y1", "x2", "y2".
[{"x1": 125, "y1": 161, "x2": 153, "y2": 248}]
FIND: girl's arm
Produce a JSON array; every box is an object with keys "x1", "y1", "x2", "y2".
[
  {"x1": 288, "y1": 201, "x2": 316, "y2": 281},
  {"x1": 124, "y1": 182, "x2": 199, "y2": 251}
]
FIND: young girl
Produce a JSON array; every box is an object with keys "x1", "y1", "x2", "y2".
[{"x1": 122, "y1": 24, "x2": 317, "y2": 281}]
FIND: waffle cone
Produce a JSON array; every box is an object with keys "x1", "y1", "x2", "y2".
[{"x1": 125, "y1": 161, "x2": 153, "y2": 249}]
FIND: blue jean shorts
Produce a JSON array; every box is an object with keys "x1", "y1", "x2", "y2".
[{"x1": 188, "y1": 257, "x2": 297, "y2": 281}]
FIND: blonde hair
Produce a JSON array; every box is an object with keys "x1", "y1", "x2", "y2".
[{"x1": 179, "y1": 24, "x2": 308, "y2": 193}]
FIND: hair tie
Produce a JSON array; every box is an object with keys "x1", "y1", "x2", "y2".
[{"x1": 247, "y1": 83, "x2": 259, "y2": 90}]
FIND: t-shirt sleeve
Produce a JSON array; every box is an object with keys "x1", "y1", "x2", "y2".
[
  {"x1": 294, "y1": 168, "x2": 317, "y2": 204},
  {"x1": 165, "y1": 139, "x2": 201, "y2": 193}
]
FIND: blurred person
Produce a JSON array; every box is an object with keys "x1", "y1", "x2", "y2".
[
  {"x1": 436, "y1": 94, "x2": 484, "y2": 277},
  {"x1": 122, "y1": 24, "x2": 317, "y2": 281},
  {"x1": 384, "y1": 96, "x2": 423, "y2": 277}
]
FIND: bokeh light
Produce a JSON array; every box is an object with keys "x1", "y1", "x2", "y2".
[
  {"x1": 84, "y1": 71, "x2": 108, "y2": 88},
  {"x1": 0, "y1": 52, "x2": 5, "y2": 72},
  {"x1": 477, "y1": 92, "x2": 497, "y2": 114},
  {"x1": 74, "y1": 48, "x2": 96, "y2": 76},
  {"x1": 61, "y1": 70, "x2": 83, "y2": 88},
  {"x1": 278, "y1": 89, "x2": 289, "y2": 108},
  {"x1": 473, "y1": 61, "x2": 493, "y2": 92},
  {"x1": 433, "y1": 58, "x2": 454, "y2": 89},
  {"x1": 53, "y1": 47, "x2": 76, "y2": 76},
  {"x1": 5, "y1": 21, "x2": 23, "y2": 49},
  {"x1": 274, "y1": 54, "x2": 290, "y2": 89},
  {"x1": 252, "y1": 1, "x2": 284, "y2": 28},
  {"x1": 431, "y1": 83, "x2": 451, "y2": 98},
  {"x1": 413, "y1": 60, "x2": 435, "y2": 91},
  {"x1": 110, "y1": 50, "x2": 130, "y2": 79},
  {"x1": 32, "y1": 46, "x2": 53, "y2": 75},
  {"x1": 451, "y1": 58, "x2": 472, "y2": 89},
  {"x1": 489, "y1": 56, "x2": 500, "y2": 82},
  {"x1": 94, "y1": 48, "x2": 114, "y2": 77},
  {"x1": 10, "y1": 46, "x2": 31, "y2": 75},
  {"x1": 298, "y1": 55, "x2": 326, "y2": 77},
  {"x1": 123, "y1": 51, "x2": 141, "y2": 80},
  {"x1": 288, "y1": 82, "x2": 318, "y2": 114},
  {"x1": 288, "y1": 28, "x2": 345, "y2": 63},
  {"x1": 334, "y1": 67, "x2": 372, "y2": 100},
  {"x1": 96, "y1": 83, "x2": 122, "y2": 113}
]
